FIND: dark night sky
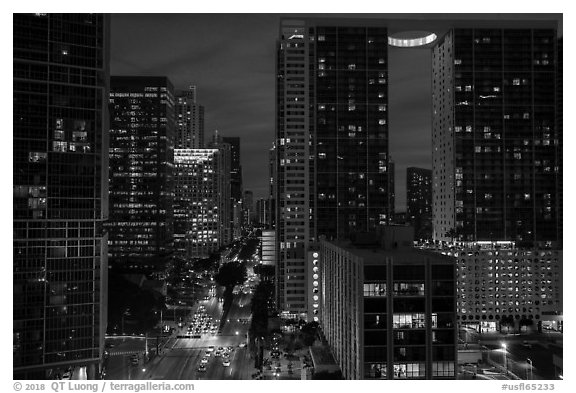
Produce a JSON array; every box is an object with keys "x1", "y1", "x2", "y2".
[{"x1": 110, "y1": 13, "x2": 561, "y2": 211}]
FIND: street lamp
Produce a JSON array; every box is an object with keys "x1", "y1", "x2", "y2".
[
  {"x1": 501, "y1": 343, "x2": 508, "y2": 375},
  {"x1": 526, "y1": 358, "x2": 533, "y2": 380}
]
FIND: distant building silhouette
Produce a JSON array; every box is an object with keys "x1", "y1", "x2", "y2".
[
  {"x1": 222, "y1": 136, "x2": 242, "y2": 202},
  {"x1": 243, "y1": 190, "x2": 254, "y2": 227},
  {"x1": 222, "y1": 136, "x2": 243, "y2": 239},
  {"x1": 175, "y1": 85, "x2": 205, "y2": 149},
  {"x1": 406, "y1": 167, "x2": 432, "y2": 240},
  {"x1": 207, "y1": 131, "x2": 233, "y2": 245}
]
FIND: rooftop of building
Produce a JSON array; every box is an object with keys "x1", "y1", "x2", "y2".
[{"x1": 322, "y1": 236, "x2": 454, "y2": 266}]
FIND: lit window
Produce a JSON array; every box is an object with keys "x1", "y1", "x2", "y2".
[
  {"x1": 52, "y1": 141, "x2": 67, "y2": 152},
  {"x1": 28, "y1": 152, "x2": 47, "y2": 163}
]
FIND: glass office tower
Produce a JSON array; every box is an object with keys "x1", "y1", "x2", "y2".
[
  {"x1": 13, "y1": 13, "x2": 110, "y2": 379},
  {"x1": 108, "y1": 76, "x2": 175, "y2": 270}
]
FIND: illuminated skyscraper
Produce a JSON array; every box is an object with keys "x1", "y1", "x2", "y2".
[
  {"x1": 432, "y1": 26, "x2": 561, "y2": 244},
  {"x1": 276, "y1": 18, "x2": 391, "y2": 318},
  {"x1": 175, "y1": 85, "x2": 205, "y2": 149},
  {"x1": 174, "y1": 149, "x2": 229, "y2": 258},
  {"x1": 13, "y1": 13, "x2": 109, "y2": 379},
  {"x1": 108, "y1": 76, "x2": 175, "y2": 270},
  {"x1": 429, "y1": 21, "x2": 563, "y2": 334}
]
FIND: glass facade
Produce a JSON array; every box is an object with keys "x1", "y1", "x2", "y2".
[
  {"x1": 13, "y1": 13, "x2": 109, "y2": 379},
  {"x1": 363, "y1": 259, "x2": 456, "y2": 379},
  {"x1": 107, "y1": 76, "x2": 174, "y2": 268},
  {"x1": 433, "y1": 28, "x2": 560, "y2": 243},
  {"x1": 314, "y1": 26, "x2": 390, "y2": 239},
  {"x1": 276, "y1": 20, "x2": 392, "y2": 316}
]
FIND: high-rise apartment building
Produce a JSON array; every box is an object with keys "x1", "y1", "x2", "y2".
[
  {"x1": 268, "y1": 144, "x2": 277, "y2": 229},
  {"x1": 108, "y1": 76, "x2": 175, "y2": 270},
  {"x1": 437, "y1": 243, "x2": 563, "y2": 333},
  {"x1": 430, "y1": 22, "x2": 562, "y2": 334},
  {"x1": 320, "y1": 233, "x2": 457, "y2": 380},
  {"x1": 407, "y1": 167, "x2": 432, "y2": 240},
  {"x1": 175, "y1": 85, "x2": 204, "y2": 149},
  {"x1": 173, "y1": 149, "x2": 229, "y2": 258},
  {"x1": 389, "y1": 158, "x2": 395, "y2": 219},
  {"x1": 13, "y1": 13, "x2": 110, "y2": 379},
  {"x1": 276, "y1": 19, "x2": 391, "y2": 317},
  {"x1": 556, "y1": 37, "x2": 562, "y2": 245},
  {"x1": 432, "y1": 26, "x2": 560, "y2": 244}
]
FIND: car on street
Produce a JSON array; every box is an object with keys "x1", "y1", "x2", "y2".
[
  {"x1": 239, "y1": 342, "x2": 247, "y2": 348},
  {"x1": 208, "y1": 346, "x2": 215, "y2": 352},
  {"x1": 201, "y1": 357, "x2": 209, "y2": 364},
  {"x1": 223, "y1": 359, "x2": 231, "y2": 367},
  {"x1": 214, "y1": 350, "x2": 222, "y2": 357},
  {"x1": 198, "y1": 365, "x2": 207, "y2": 372}
]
